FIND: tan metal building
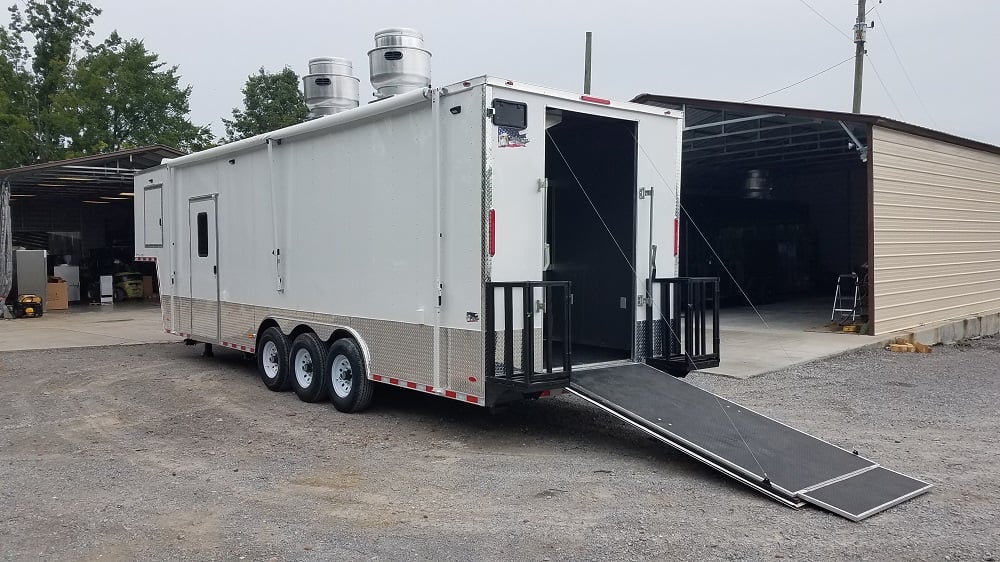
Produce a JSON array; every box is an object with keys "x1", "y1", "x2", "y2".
[{"x1": 633, "y1": 95, "x2": 1000, "y2": 338}]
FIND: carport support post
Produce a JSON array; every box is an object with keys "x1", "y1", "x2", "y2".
[{"x1": 852, "y1": 0, "x2": 867, "y2": 113}]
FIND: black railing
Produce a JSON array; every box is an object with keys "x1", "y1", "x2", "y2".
[
  {"x1": 645, "y1": 277, "x2": 721, "y2": 376},
  {"x1": 484, "y1": 281, "x2": 572, "y2": 388}
]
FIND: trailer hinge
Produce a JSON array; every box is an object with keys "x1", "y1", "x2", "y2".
[
  {"x1": 437, "y1": 284, "x2": 443, "y2": 307},
  {"x1": 486, "y1": 107, "x2": 495, "y2": 117},
  {"x1": 637, "y1": 294, "x2": 648, "y2": 307},
  {"x1": 639, "y1": 187, "x2": 653, "y2": 199},
  {"x1": 537, "y1": 178, "x2": 548, "y2": 192},
  {"x1": 535, "y1": 299, "x2": 546, "y2": 313}
]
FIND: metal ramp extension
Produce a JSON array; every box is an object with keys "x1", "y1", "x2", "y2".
[{"x1": 568, "y1": 363, "x2": 931, "y2": 521}]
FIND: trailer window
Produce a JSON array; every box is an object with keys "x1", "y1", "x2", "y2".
[
  {"x1": 491, "y1": 99, "x2": 527, "y2": 129},
  {"x1": 196, "y1": 212, "x2": 209, "y2": 257}
]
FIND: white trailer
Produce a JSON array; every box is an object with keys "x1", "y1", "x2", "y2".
[
  {"x1": 132, "y1": 30, "x2": 934, "y2": 521},
  {"x1": 134, "y1": 74, "x2": 713, "y2": 411}
]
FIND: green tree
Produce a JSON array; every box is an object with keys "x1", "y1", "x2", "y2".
[
  {"x1": 223, "y1": 66, "x2": 308, "y2": 142},
  {"x1": 1, "y1": 0, "x2": 214, "y2": 166},
  {"x1": 57, "y1": 31, "x2": 214, "y2": 154},
  {"x1": 6, "y1": 0, "x2": 101, "y2": 162},
  {"x1": 0, "y1": 26, "x2": 34, "y2": 168}
]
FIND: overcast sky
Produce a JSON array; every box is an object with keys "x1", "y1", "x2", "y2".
[{"x1": 14, "y1": 0, "x2": 1000, "y2": 145}]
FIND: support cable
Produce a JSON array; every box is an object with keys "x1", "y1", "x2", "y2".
[
  {"x1": 872, "y1": 4, "x2": 938, "y2": 127},
  {"x1": 546, "y1": 130, "x2": 776, "y2": 482},
  {"x1": 744, "y1": 55, "x2": 855, "y2": 103},
  {"x1": 865, "y1": 53, "x2": 904, "y2": 118}
]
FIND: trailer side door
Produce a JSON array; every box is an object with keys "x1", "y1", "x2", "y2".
[{"x1": 188, "y1": 195, "x2": 219, "y2": 341}]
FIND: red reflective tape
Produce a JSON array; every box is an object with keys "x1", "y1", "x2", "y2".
[
  {"x1": 425, "y1": 385, "x2": 434, "y2": 392},
  {"x1": 580, "y1": 95, "x2": 611, "y2": 105},
  {"x1": 373, "y1": 374, "x2": 383, "y2": 381},
  {"x1": 539, "y1": 390, "x2": 551, "y2": 397},
  {"x1": 674, "y1": 217, "x2": 679, "y2": 256},
  {"x1": 465, "y1": 395, "x2": 479, "y2": 404},
  {"x1": 489, "y1": 209, "x2": 496, "y2": 257},
  {"x1": 406, "y1": 381, "x2": 417, "y2": 389},
  {"x1": 445, "y1": 390, "x2": 457, "y2": 399},
  {"x1": 389, "y1": 378, "x2": 399, "y2": 385},
  {"x1": 240, "y1": 346, "x2": 247, "y2": 351}
]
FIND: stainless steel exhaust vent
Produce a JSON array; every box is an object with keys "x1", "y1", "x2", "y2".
[
  {"x1": 303, "y1": 57, "x2": 360, "y2": 118},
  {"x1": 368, "y1": 27, "x2": 431, "y2": 99}
]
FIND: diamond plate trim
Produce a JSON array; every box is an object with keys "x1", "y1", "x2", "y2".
[
  {"x1": 190, "y1": 297, "x2": 218, "y2": 341},
  {"x1": 635, "y1": 319, "x2": 667, "y2": 360},
  {"x1": 175, "y1": 296, "x2": 192, "y2": 336},
  {"x1": 221, "y1": 301, "x2": 256, "y2": 349},
  {"x1": 443, "y1": 327, "x2": 484, "y2": 396}
]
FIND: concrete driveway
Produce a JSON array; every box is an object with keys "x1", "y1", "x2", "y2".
[
  {"x1": 704, "y1": 298, "x2": 879, "y2": 379},
  {"x1": 0, "y1": 301, "x2": 174, "y2": 352}
]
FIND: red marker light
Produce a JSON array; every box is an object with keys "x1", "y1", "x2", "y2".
[
  {"x1": 674, "y1": 217, "x2": 679, "y2": 256},
  {"x1": 489, "y1": 209, "x2": 496, "y2": 256},
  {"x1": 580, "y1": 95, "x2": 611, "y2": 105}
]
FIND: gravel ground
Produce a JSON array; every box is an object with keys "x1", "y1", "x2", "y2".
[{"x1": 1, "y1": 337, "x2": 998, "y2": 561}]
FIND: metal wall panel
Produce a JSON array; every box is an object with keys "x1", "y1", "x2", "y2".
[{"x1": 872, "y1": 126, "x2": 1000, "y2": 334}]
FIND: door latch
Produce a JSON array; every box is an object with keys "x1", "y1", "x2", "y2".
[{"x1": 639, "y1": 187, "x2": 653, "y2": 199}]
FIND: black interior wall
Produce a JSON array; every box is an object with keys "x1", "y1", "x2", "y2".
[
  {"x1": 545, "y1": 111, "x2": 636, "y2": 352},
  {"x1": 680, "y1": 162, "x2": 867, "y2": 306},
  {"x1": 6, "y1": 198, "x2": 148, "y2": 301}
]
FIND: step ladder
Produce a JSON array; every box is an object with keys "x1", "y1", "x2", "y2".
[{"x1": 831, "y1": 274, "x2": 860, "y2": 322}]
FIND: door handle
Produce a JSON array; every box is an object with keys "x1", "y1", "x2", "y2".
[{"x1": 213, "y1": 265, "x2": 217, "y2": 275}]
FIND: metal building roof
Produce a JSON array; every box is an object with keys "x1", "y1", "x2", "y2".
[
  {"x1": 0, "y1": 145, "x2": 184, "y2": 201},
  {"x1": 632, "y1": 94, "x2": 1000, "y2": 172}
]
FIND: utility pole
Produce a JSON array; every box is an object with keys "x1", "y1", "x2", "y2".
[
  {"x1": 851, "y1": 0, "x2": 868, "y2": 113},
  {"x1": 583, "y1": 31, "x2": 593, "y2": 94}
]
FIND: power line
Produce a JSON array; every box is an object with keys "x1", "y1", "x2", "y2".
[
  {"x1": 744, "y1": 55, "x2": 855, "y2": 103},
  {"x1": 873, "y1": 3, "x2": 938, "y2": 127},
  {"x1": 796, "y1": 0, "x2": 851, "y2": 40},
  {"x1": 865, "y1": 53, "x2": 904, "y2": 117}
]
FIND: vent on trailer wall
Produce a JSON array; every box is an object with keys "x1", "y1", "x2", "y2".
[
  {"x1": 368, "y1": 27, "x2": 431, "y2": 99},
  {"x1": 303, "y1": 57, "x2": 360, "y2": 119}
]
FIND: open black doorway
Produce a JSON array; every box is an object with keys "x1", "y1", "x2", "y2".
[{"x1": 544, "y1": 109, "x2": 637, "y2": 365}]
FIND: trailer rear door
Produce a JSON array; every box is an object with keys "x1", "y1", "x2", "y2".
[{"x1": 188, "y1": 195, "x2": 219, "y2": 341}]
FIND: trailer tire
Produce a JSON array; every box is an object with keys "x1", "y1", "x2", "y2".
[
  {"x1": 290, "y1": 332, "x2": 328, "y2": 403},
  {"x1": 326, "y1": 338, "x2": 374, "y2": 413},
  {"x1": 257, "y1": 327, "x2": 291, "y2": 391}
]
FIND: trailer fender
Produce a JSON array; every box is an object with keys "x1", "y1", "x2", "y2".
[
  {"x1": 327, "y1": 327, "x2": 373, "y2": 381},
  {"x1": 264, "y1": 316, "x2": 373, "y2": 381}
]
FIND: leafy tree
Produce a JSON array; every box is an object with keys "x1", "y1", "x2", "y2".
[
  {"x1": 6, "y1": 0, "x2": 100, "y2": 162},
  {"x1": 0, "y1": 26, "x2": 34, "y2": 168},
  {"x1": 223, "y1": 66, "x2": 308, "y2": 142},
  {"x1": 57, "y1": 31, "x2": 214, "y2": 154},
  {"x1": 1, "y1": 0, "x2": 214, "y2": 165}
]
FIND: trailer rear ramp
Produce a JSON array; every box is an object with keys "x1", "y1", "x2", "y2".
[{"x1": 567, "y1": 363, "x2": 931, "y2": 521}]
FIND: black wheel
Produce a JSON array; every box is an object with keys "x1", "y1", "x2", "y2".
[
  {"x1": 326, "y1": 338, "x2": 375, "y2": 413},
  {"x1": 113, "y1": 288, "x2": 125, "y2": 302},
  {"x1": 256, "y1": 327, "x2": 291, "y2": 391},
  {"x1": 290, "y1": 332, "x2": 328, "y2": 403}
]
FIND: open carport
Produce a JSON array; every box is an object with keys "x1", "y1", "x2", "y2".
[
  {"x1": 634, "y1": 95, "x2": 1000, "y2": 343},
  {"x1": 1, "y1": 145, "x2": 182, "y2": 307}
]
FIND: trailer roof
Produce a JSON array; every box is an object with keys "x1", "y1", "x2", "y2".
[{"x1": 460, "y1": 76, "x2": 683, "y2": 119}]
